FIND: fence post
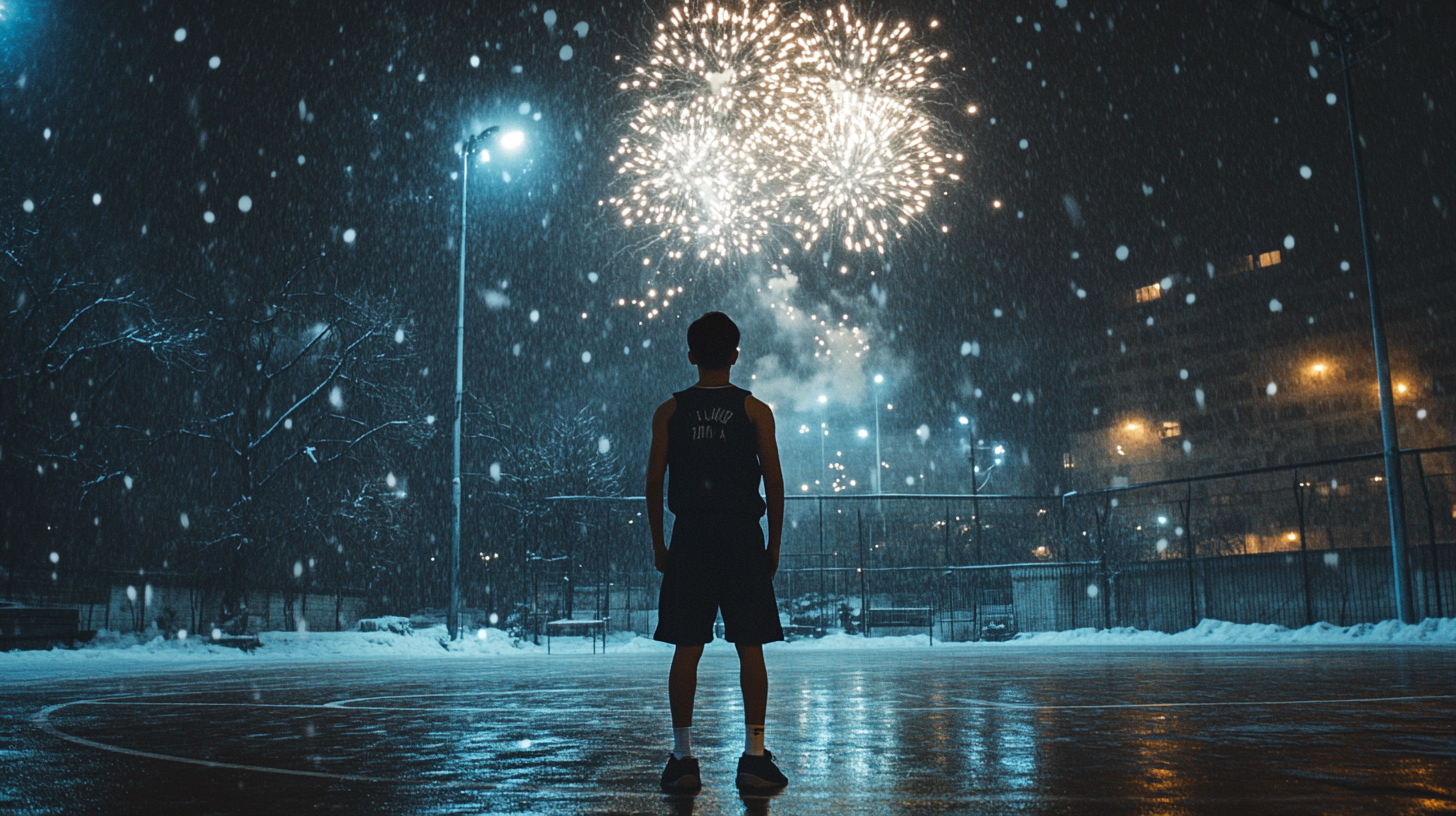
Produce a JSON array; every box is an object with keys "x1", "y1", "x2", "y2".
[
  {"x1": 1414, "y1": 453, "x2": 1443, "y2": 618},
  {"x1": 858, "y1": 508, "x2": 867, "y2": 637},
  {"x1": 1182, "y1": 483, "x2": 1198, "y2": 630},
  {"x1": 944, "y1": 500, "x2": 951, "y2": 567},
  {"x1": 1095, "y1": 500, "x2": 1112, "y2": 629},
  {"x1": 1295, "y1": 471, "x2": 1313, "y2": 627},
  {"x1": 818, "y1": 497, "x2": 826, "y2": 634}
]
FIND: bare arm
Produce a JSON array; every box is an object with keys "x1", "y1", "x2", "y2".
[
  {"x1": 746, "y1": 396, "x2": 784, "y2": 578},
  {"x1": 645, "y1": 398, "x2": 675, "y2": 573}
]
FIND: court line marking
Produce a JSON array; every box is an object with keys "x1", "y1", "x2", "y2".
[
  {"x1": 62, "y1": 699, "x2": 650, "y2": 715},
  {"x1": 324, "y1": 687, "x2": 657, "y2": 707},
  {"x1": 36, "y1": 691, "x2": 1456, "y2": 785},
  {"x1": 34, "y1": 702, "x2": 414, "y2": 784}
]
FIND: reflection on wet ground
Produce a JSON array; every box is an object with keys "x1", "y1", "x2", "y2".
[{"x1": 2, "y1": 645, "x2": 1454, "y2": 814}]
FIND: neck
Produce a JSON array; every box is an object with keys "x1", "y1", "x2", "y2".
[{"x1": 694, "y1": 368, "x2": 732, "y2": 387}]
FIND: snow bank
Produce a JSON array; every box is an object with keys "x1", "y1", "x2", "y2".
[
  {"x1": 2, "y1": 618, "x2": 1451, "y2": 679},
  {"x1": 1006, "y1": 617, "x2": 1456, "y2": 647}
]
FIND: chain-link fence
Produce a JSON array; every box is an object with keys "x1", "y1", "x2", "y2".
[{"x1": 523, "y1": 446, "x2": 1452, "y2": 640}]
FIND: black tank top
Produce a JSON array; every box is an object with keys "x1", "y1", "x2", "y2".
[{"x1": 666, "y1": 385, "x2": 766, "y2": 517}]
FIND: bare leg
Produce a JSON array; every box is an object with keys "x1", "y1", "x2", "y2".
[
  {"x1": 735, "y1": 642, "x2": 767, "y2": 725},
  {"x1": 669, "y1": 644, "x2": 704, "y2": 728}
]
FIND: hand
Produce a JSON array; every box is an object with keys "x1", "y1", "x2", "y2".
[{"x1": 654, "y1": 548, "x2": 668, "y2": 574}]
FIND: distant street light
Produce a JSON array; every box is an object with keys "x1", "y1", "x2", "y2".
[{"x1": 448, "y1": 125, "x2": 524, "y2": 641}]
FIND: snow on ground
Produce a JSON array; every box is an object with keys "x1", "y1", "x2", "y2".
[{"x1": 2, "y1": 618, "x2": 1453, "y2": 680}]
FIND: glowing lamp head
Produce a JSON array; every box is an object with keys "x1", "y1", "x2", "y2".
[
  {"x1": 958, "y1": 416, "x2": 969, "y2": 425},
  {"x1": 1396, "y1": 383, "x2": 1408, "y2": 394},
  {"x1": 500, "y1": 130, "x2": 526, "y2": 150},
  {"x1": 478, "y1": 149, "x2": 491, "y2": 163},
  {"x1": 873, "y1": 374, "x2": 884, "y2": 384},
  {"x1": 857, "y1": 429, "x2": 869, "y2": 439},
  {"x1": 1124, "y1": 423, "x2": 1141, "y2": 431},
  {"x1": 1311, "y1": 364, "x2": 1327, "y2": 374}
]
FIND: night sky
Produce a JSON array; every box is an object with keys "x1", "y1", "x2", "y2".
[{"x1": 4, "y1": 0, "x2": 1454, "y2": 495}]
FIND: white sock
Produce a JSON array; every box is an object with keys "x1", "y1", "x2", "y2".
[
  {"x1": 745, "y1": 724, "x2": 765, "y2": 756},
  {"x1": 672, "y1": 726, "x2": 693, "y2": 759}
]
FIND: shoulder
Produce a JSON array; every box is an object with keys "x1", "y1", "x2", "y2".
[
  {"x1": 743, "y1": 394, "x2": 775, "y2": 425},
  {"x1": 653, "y1": 397, "x2": 677, "y2": 424}
]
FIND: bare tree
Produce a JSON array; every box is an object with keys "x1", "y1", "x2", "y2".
[
  {"x1": 465, "y1": 404, "x2": 624, "y2": 621},
  {"x1": 155, "y1": 263, "x2": 433, "y2": 629},
  {"x1": 1, "y1": 198, "x2": 202, "y2": 605}
]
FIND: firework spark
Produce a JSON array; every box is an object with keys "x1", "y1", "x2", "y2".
[{"x1": 610, "y1": 1, "x2": 959, "y2": 262}]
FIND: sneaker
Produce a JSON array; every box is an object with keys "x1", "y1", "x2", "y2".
[
  {"x1": 660, "y1": 754, "x2": 702, "y2": 792},
  {"x1": 736, "y1": 750, "x2": 788, "y2": 791}
]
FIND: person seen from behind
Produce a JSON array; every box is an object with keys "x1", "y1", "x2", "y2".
[{"x1": 646, "y1": 311, "x2": 788, "y2": 794}]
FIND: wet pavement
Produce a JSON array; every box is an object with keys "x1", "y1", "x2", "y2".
[{"x1": 2, "y1": 644, "x2": 1454, "y2": 815}]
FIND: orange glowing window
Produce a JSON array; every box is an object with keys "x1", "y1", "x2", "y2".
[
  {"x1": 1135, "y1": 283, "x2": 1162, "y2": 303},
  {"x1": 1259, "y1": 250, "x2": 1282, "y2": 267}
]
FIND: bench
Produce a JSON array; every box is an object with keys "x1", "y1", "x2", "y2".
[
  {"x1": 545, "y1": 618, "x2": 608, "y2": 654},
  {"x1": 208, "y1": 633, "x2": 262, "y2": 651},
  {"x1": 862, "y1": 606, "x2": 934, "y2": 645}
]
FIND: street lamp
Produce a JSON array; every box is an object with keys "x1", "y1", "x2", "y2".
[
  {"x1": 1263, "y1": 1, "x2": 1412, "y2": 622},
  {"x1": 449, "y1": 125, "x2": 524, "y2": 641}
]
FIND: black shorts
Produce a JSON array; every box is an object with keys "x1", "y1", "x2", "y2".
[{"x1": 654, "y1": 513, "x2": 784, "y2": 646}]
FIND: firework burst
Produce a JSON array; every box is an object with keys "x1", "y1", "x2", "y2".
[
  {"x1": 783, "y1": 6, "x2": 954, "y2": 253},
  {"x1": 610, "y1": 0, "x2": 959, "y2": 263},
  {"x1": 609, "y1": 1, "x2": 800, "y2": 261}
]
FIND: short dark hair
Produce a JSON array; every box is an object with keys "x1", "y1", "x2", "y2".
[{"x1": 687, "y1": 312, "x2": 739, "y2": 370}]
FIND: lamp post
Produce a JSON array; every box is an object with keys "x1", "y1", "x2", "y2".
[
  {"x1": 449, "y1": 126, "x2": 523, "y2": 641},
  {"x1": 1263, "y1": 1, "x2": 1411, "y2": 623},
  {"x1": 967, "y1": 439, "x2": 1004, "y2": 565}
]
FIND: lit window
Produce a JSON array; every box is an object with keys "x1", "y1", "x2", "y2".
[
  {"x1": 1135, "y1": 282, "x2": 1162, "y2": 303},
  {"x1": 1259, "y1": 250, "x2": 1282, "y2": 267},
  {"x1": 1062, "y1": 452, "x2": 1075, "y2": 469},
  {"x1": 1159, "y1": 421, "x2": 1182, "y2": 439},
  {"x1": 1237, "y1": 255, "x2": 1255, "y2": 272}
]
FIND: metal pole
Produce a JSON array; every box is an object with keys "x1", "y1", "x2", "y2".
[
  {"x1": 1340, "y1": 38, "x2": 1413, "y2": 623},
  {"x1": 1295, "y1": 471, "x2": 1313, "y2": 627},
  {"x1": 1413, "y1": 453, "x2": 1443, "y2": 618},
  {"x1": 818, "y1": 497, "x2": 825, "y2": 634},
  {"x1": 873, "y1": 386, "x2": 882, "y2": 496},
  {"x1": 448, "y1": 148, "x2": 469, "y2": 641},
  {"x1": 1183, "y1": 483, "x2": 1197, "y2": 630},
  {"x1": 970, "y1": 445, "x2": 983, "y2": 565},
  {"x1": 858, "y1": 508, "x2": 867, "y2": 636}
]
